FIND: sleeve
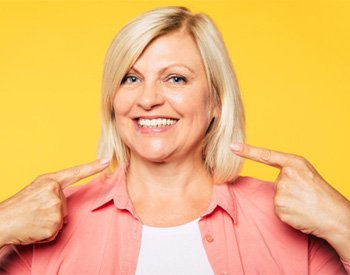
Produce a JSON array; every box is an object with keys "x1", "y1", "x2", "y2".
[
  {"x1": 0, "y1": 245, "x2": 32, "y2": 274},
  {"x1": 309, "y1": 235, "x2": 349, "y2": 275}
]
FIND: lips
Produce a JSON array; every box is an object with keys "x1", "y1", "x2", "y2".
[{"x1": 137, "y1": 117, "x2": 178, "y2": 128}]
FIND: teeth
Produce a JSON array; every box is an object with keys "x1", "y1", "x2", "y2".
[{"x1": 138, "y1": 118, "x2": 177, "y2": 128}]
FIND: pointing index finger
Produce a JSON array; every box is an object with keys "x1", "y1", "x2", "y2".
[
  {"x1": 230, "y1": 143, "x2": 294, "y2": 168},
  {"x1": 49, "y1": 158, "x2": 110, "y2": 189}
]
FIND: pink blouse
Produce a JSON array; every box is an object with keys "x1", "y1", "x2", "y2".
[{"x1": 1, "y1": 167, "x2": 349, "y2": 274}]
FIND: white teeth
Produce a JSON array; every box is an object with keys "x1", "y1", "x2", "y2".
[{"x1": 138, "y1": 118, "x2": 177, "y2": 128}]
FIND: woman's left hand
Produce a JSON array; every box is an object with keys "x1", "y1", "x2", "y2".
[{"x1": 230, "y1": 143, "x2": 350, "y2": 262}]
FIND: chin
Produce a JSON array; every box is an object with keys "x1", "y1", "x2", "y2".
[
  {"x1": 130, "y1": 140, "x2": 175, "y2": 162},
  {"x1": 137, "y1": 151, "x2": 173, "y2": 163}
]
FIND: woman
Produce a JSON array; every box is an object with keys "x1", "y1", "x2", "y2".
[{"x1": 1, "y1": 6, "x2": 349, "y2": 274}]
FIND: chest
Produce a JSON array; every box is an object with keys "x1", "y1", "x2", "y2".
[
  {"x1": 135, "y1": 220, "x2": 214, "y2": 275},
  {"x1": 31, "y1": 207, "x2": 308, "y2": 275}
]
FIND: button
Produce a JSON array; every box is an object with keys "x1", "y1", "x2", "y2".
[
  {"x1": 221, "y1": 272, "x2": 228, "y2": 275},
  {"x1": 205, "y1": 234, "x2": 214, "y2": 242}
]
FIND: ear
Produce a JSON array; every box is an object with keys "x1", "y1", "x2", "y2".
[
  {"x1": 212, "y1": 107, "x2": 218, "y2": 119},
  {"x1": 209, "y1": 103, "x2": 219, "y2": 121}
]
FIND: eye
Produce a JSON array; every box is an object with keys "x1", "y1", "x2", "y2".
[
  {"x1": 168, "y1": 75, "x2": 187, "y2": 85},
  {"x1": 121, "y1": 74, "x2": 140, "y2": 85}
]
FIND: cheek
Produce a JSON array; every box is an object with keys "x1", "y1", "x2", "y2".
[
  {"x1": 113, "y1": 90, "x2": 134, "y2": 116},
  {"x1": 169, "y1": 86, "x2": 211, "y2": 119}
]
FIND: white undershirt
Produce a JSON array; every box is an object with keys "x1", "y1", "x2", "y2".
[{"x1": 135, "y1": 219, "x2": 214, "y2": 275}]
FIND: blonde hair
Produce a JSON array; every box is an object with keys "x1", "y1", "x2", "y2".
[{"x1": 98, "y1": 6, "x2": 245, "y2": 184}]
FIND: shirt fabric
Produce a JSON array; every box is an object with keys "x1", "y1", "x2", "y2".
[
  {"x1": 135, "y1": 219, "x2": 213, "y2": 275},
  {"x1": 1, "y1": 166, "x2": 349, "y2": 274}
]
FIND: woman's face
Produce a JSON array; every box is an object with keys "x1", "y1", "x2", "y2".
[{"x1": 113, "y1": 30, "x2": 213, "y2": 163}]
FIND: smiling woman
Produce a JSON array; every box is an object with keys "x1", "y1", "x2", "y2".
[
  {"x1": 113, "y1": 31, "x2": 213, "y2": 167},
  {"x1": 98, "y1": 7, "x2": 245, "y2": 184},
  {"x1": 0, "y1": 6, "x2": 350, "y2": 275}
]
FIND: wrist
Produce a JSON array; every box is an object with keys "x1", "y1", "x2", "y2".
[
  {"x1": 0, "y1": 203, "x2": 17, "y2": 248},
  {"x1": 327, "y1": 232, "x2": 350, "y2": 263},
  {"x1": 322, "y1": 203, "x2": 350, "y2": 262},
  {"x1": 0, "y1": 228, "x2": 11, "y2": 249}
]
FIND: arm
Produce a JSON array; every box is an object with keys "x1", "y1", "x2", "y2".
[{"x1": 231, "y1": 143, "x2": 350, "y2": 272}]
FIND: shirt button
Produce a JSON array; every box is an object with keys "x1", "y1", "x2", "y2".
[{"x1": 205, "y1": 234, "x2": 214, "y2": 242}]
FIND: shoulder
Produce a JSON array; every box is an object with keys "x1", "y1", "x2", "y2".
[
  {"x1": 227, "y1": 176, "x2": 307, "y2": 247},
  {"x1": 227, "y1": 176, "x2": 286, "y2": 229},
  {"x1": 62, "y1": 167, "x2": 123, "y2": 212},
  {"x1": 231, "y1": 175, "x2": 274, "y2": 189},
  {"x1": 64, "y1": 175, "x2": 106, "y2": 196},
  {"x1": 229, "y1": 176, "x2": 275, "y2": 203},
  {"x1": 63, "y1": 175, "x2": 105, "y2": 205}
]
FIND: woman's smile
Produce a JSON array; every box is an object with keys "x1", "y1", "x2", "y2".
[
  {"x1": 137, "y1": 118, "x2": 178, "y2": 128},
  {"x1": 133, "y1": 116, "x2": 179, "y2": 133}
]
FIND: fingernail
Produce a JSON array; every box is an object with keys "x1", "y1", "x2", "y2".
[
  {"x1": 100, "y1": 158, "x2": 111, "y2": 165},
  {"x1": 230, "y1": 143, "x2": 242, "y2": 152}
]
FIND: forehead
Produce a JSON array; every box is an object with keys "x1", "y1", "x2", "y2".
[{"x1": 132, "y1": 31, "x2": 206, "y2": 71}]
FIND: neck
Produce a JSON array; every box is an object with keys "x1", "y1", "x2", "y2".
[
  {"x1": 126, "y1": 154, "x2": 213, "y2": 198},
  {"x1": 126, "y1": 154, "x2": 213, "y2": 227}
]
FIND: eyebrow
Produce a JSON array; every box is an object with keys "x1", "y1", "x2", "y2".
[
  {"x1": 130, "y1": 63, "x2": 195, "y2": 75},
  {"x1": 162, "y1": 64, "x2": 195, "y2": 74}
]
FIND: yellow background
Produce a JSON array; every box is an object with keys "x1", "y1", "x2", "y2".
[{"x1": 0, "y1": 0, "x2": 349, "y2": 200}]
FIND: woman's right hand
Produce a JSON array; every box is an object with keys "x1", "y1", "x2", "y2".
[{"x1": 0, "y1": 159, "x2": 110, "y2": 247}]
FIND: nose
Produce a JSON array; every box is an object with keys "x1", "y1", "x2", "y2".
[{"x1": 136, "y1": 81, "x2": 165, "y2": 110}]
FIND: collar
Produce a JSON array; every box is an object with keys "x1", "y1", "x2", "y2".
[
  {"x1": 201, "y1": 181, "x2": 238, "y2": 223},
  {"x1": 90, "y1": 165, "x2": 137, "y2": 217},
  {"x1": 90, "y1": 166, "x2": 238, "y2": 223}
]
